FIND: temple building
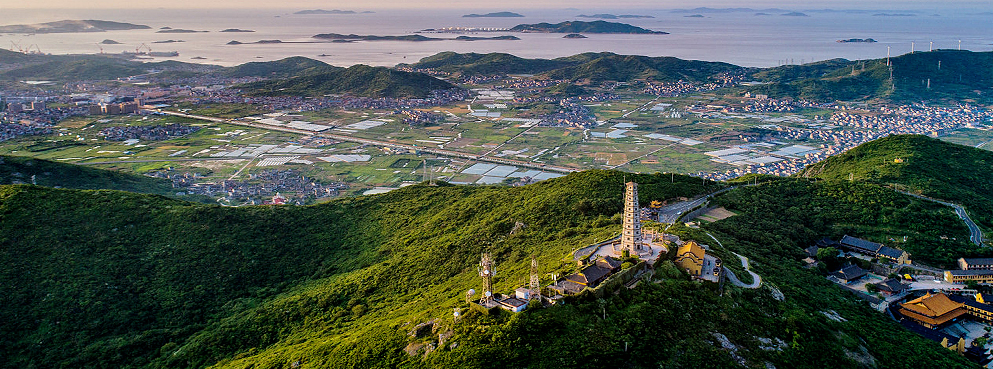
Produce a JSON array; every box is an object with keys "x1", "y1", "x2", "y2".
[
  {"x1": 898, "y1": 293, "x2": 968, "y2": 328},
  {"x1": 675, "y1": 241, "x2": 705, "y2": 276}
]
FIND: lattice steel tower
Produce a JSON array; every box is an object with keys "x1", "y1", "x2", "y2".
[
  {"x1": 529, "y1": 255, "x2": 541, "y2": 301},
  {"x1": 478, "y1": 253, "x2": 495, "y2": 304},
  {"x1": 620, "y1": 181, "x2": 643, "y2": 253}
]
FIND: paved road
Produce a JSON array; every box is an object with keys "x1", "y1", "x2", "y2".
[
  {"x1": 147, "y1": 109, "x2": 579, "y2": 175},
  {"x1": 706, "y1": 232, "x2": 761, "y2": 289},
  {"x1": 658, "y1": 185, "x2": 744, "y2": 224},
  {"x1": 896, "y1": 190, "x2": 985, "y2": 246}
]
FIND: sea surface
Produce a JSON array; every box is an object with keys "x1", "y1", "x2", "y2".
[{"x1": 1, "y1": 8, "x2": 991, "y2": 68}]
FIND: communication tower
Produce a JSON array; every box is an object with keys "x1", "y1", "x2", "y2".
[
  {"x1": 478, "y1": 253, "x2": 495, "y2": 304},
  {"x1": 529, "y1": 255, "x2": 541, "y2": 301}
]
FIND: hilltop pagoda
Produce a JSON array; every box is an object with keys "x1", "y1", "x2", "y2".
[{"x1": 616, "y1": 181, "x2": 646, "y2": 256}]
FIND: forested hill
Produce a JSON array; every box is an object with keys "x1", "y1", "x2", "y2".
[
  {"x1": 0, "y1": 154, "x2": 984, "y2": 368},
  {"x1": 800, "y1": 134, "x2": 993, "y2": 231},
  {"x1": 0, "y1": 155, "x2": 173, "y2": 195},
  {"x1": 746, "y1": 50, "x2": 993, "y2": 103},
  {"x1": 403, "y1": 51, "x2": 742, "y2": 83},
  {"x1": 237, "y1": 64, "x2": 456, "y2": 98}
]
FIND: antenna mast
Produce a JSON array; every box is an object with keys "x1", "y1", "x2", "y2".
[
  {"x1": 529, "y1": 255, "x2": 541, "y2": 301},
  {"x1": 478, "y1": 253, "x2": 495, "y2": 305}
]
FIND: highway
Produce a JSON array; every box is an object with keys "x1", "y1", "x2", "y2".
[
  {"x1": 147, "y1": 109, "x2": 580, "y2": 175},
  {"x1": 896, "y1": 190, "x2": 986, "y2": 246}
]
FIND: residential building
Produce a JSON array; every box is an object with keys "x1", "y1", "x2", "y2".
[
  {"x1": 675, "y1": 241, "x2": 705, "y2": 276},
  {"x1": 958, "y1": 258, "x2": 993, "y2": 271},
  {"x1": 837, "y1": 235, "x2": 911, "y2": 264},
  {"x1": 564, "y1": 257, "x2": 621, "y2": 288},
  {"x1": 832, "y1": 264, "x2": 868, "y2": 284},
  {"x1": 498, "y1": 297, "x2": 528, "y2": 313},
  {"x1": 944, "y1": 270, "x2": 993, "y2": 284},
  {"x1": 877, "y1": 246, "x2": 911, "y2": 264},
  {"x1": 875, "y1": 278, "x2": 909, "y2": 296}
]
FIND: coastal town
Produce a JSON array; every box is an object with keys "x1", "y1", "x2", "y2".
[{"x1": 3, "y1": 59, "x2": 991, "y2": 201}]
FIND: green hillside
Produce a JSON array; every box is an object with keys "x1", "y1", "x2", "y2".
[
  {"x1": 747, "y1": 50, "x2": 993, "y2": 103},
  {"x1": 0, "y1": 159, "x2": 985, "y2": 368},
  {"x1": 403, "y1": 51, "x2": 567, "y2": 75},
  {"x1": 405, "y1": 52, "x2": 742, "y2": 83},
  {"x1": 0, "y1": 155, "x2": 173, "y2": 195},
  {"x1": 239, "y1": 64, "x2": 456, "y2": 98},
  {"x1": 0, "y1": 55, "x2": 147, "y2": 81},
  {"x1": 223, "y1": 56, "x2": 334, "y2": 78},
  {"x1": 546, "y1": 53, "x2": 741, "y2": 83},
  {"x1": 800, "y1": 134, "x2": 993, "y2": 233}
]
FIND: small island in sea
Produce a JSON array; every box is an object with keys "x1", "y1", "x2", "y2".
[
  {"x1": 313, "y1": 33, "x2": 440, "y2": 42},
  {"x1": 782, "y1": 12, "x2": 810, "y2": 17},
  {"x1": 563, "y1": 33, "x2": 587, "y2": 39},
  {"x1": 0, "y1": 20, "x2": 150, "y2": 34},
  {"x1": 509, "y1": 21, "x2": 667, "y2": 34},
  {"x1": 454, "y1": 35, "x2": 520, "y2": 41},
  {"x1": 152, "y1": 40, "x2": 184, "y2": 44},
  {"x1": 462, "y1": 12, "x2": 524, "y2": 18},
  {"x1": 100, "y1": 39, "x2": 121, "y2": 44},
  {"x1": 837, "y1": 38, "x2": 877, "y2": 43},
  {"x1": 294, "y1": 9, "x2": 373, "y2": 15},
  {"x1": 684, "y1": 14, "x2": 705, "y2": 18},
  {"x1": 308, "y1": 33, "x2": 522, "y2": 42},
  {"x1": 577, "y1": 14, "x2": 655, "y2": 19},
  {"x1": 220, "y1": 28, "x2": 255, "y2": 33},
  {"x1": 157, "y1": 29, "x2": 208, "y2": 33}
]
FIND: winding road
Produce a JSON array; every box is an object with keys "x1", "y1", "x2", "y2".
[
  {"x1": 706, "y1": 232, "x2": 761, "y2": 289},
  {"x1": 896, "y1": 190, "x2": 985, "y2": 246}
]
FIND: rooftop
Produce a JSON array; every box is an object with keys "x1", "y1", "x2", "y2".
[
  {"x1": 961, "y1": 258, "x2": 993, "y2": 265},
  {"x1": 832, "y1": 264, "x2": 867, "y2": 281},
  {"x1": 901, "y1": 293, "x2": 963, "y2": 317},
  {"x1": 840, "y1": 235, "x2": 882, "y2": 253},
  {"x1": 948, "y1": 269, "x2": 993, "y2": 276}
]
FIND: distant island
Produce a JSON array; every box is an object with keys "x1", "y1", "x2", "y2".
[
  {"x1": 671, "y1": 7, "x2": 788, "y2": 13},
  {"x1": 462, "y1": 12, "x2": 524, "y2": 18},
  {"x1": 563, "y1": 33, "x2": 587, "y2": 39},
  {"x1": 313, "y1": 33, "x2": 440, "y2": 42},
  {"x1": 153, "y1": 40, "x2": 184, "y2": 44},
  {"x1": 576, "y1": 14, "x2": 655, "y2": 19},
  {"x1": 227, "y1": 40, "x2": 318, "y2": 45},
  {"x1": 873, "y1": 13, "x2": 916, "y2": 17},
  {"x1": 157, "y1": 29, "x2": 208, "y2": 33},
  {"x1": 310, "y1": 33, "x2": 521, "y2": 42},
  {"x1": 509, "y1": 21, "x2": 667, "y2": 34},
  {"x1": 454, "y1": 35, "x2": 520, "y2": 41},
  {"x1": 220, "y1": 28, "x2": 255, "y2": 33},
  {"x1": 684, "y1": 14, "x2": 705, "y2": 18},
  {"x1": 782, "y1": 12, "x2": 809, "y2": 17},
  {"x1": 837, "y1": 38, "x2": 877, "y2": 43},
  {"x1": 294, "y1": 9, "x2": 373, "y2": 15},
  {"x1": 0, "y1": 19, "x2": 150, "y2": 34},
  {"x1": 100, "y1": 39, "x2": 121, "y2": 44}
]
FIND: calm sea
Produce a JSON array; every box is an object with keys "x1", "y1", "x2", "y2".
[{"x1": 1, "y1": 8, "x2": 990, "y2": 68}]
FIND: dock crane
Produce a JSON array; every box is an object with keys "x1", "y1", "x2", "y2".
[
  {"x1": 136, "y1": 43, "x2": 152, "y2": 55},
  {"x1": 25, "y1": 44, "x2": 42, "y2": 54},
  {"x1": 9, "y1": 41, "x2": 23, "y2": 53},
  {"x1": 96, "y1": 43, "x2": 104, "y2": 54}
]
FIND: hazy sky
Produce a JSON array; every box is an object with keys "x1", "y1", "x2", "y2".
[{"x1": 3, "y1": 0, "x2": 988, "y2": 9}]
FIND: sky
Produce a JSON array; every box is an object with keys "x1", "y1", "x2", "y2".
[{"x1": 2, "y1": 0, "x2": 989, "y2": 10}]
